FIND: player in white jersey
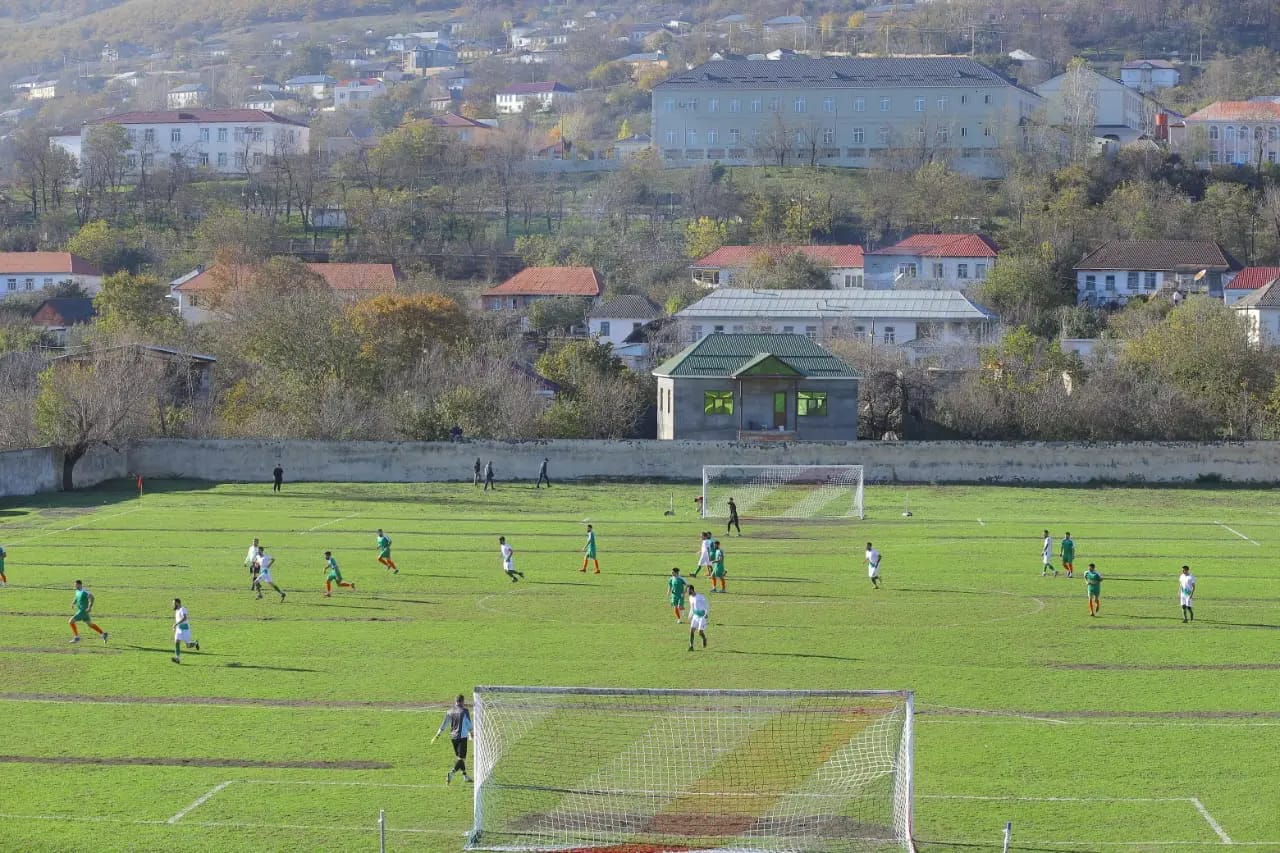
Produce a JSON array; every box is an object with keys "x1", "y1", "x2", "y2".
[
  {"x1": 865, "y1": 542, "x2": 881, "y2": 589},
  {"x1": 694, "y1": 532, "x2": 712, "y2": 577},
  {"x1": 498, "y1": 537, "x2": 524, "y2": 583},
  {"x1": 687, "y1": 585, "x2": 708, "y2": 651},
  {"x1": 172, "y1": 598, "x2": 199, "y2": 663},
  {"x1": 1040, "y1": 530, "x2": 1057, "y2": 577},
  {"x1": 245, "y1": 537, "x2": 261, "y2": 587},
  {"x1": 252, "y1": 547, "x2": 286, "y2": 601},
  {"x1": 1179, "y1": 565, "x2": 1196, "y2": 622}
]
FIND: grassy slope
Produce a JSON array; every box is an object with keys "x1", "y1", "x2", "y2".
[{"x1": 0, "y1": 479, "x2": 1277, "y2": 852}]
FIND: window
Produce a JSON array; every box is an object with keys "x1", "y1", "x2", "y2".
[
  {"x1": 932, "y1": 262, "x2": 945, "y2": 279},
  {"x1": 750, "y1": 98, "x2": 762, "y2": 113},
  {"x1": 126, "y1": 154, "x2": 137, "y2": 168},
  {"x1": 5, "y1": 278, "x2": 13, "y2": 291},
  {"x1": 252, "y1": 152, "x2": 264, "y2": 166},
  {"x1": 883, "y1": 326, "x2": 896, "y2": 344},
  {"x1": 794, "y1": 96, "x2": 806, "y2": 113},
  {"x1": 708, "y1": 98, "x2": 718, "y2": 113},
  {"x1": 898, "y1": 263, "x2": 917, "y2": 278},
  {"x1": 984, "y1": 127, "x2": 992, "y2": 137},
  {"x1": 704, "y1": 391, "x2": 734, "y2": 415},
  {"x1": 143, "y1": 128, "x2": 155, "y2": 143},
  {"x1": 1085, "y1": 274, "x2": 1096, "y2": 291},
  {"x1": 1270, "y1": 127, "x2": 1278, "y2": 142},
  {"x1": 706, "y1": 129, "x2": 718, "y2": 144},
  {"x1": 914, "y1": 97, "x2": 925, "y2": 112},
  {"x1": 171, "y1": 128, "x2": 181, "y2": 143},
  {"x1": 845, "y1": 272, "x2": 864, "y2": 288},
  {"x1": 1127, "y1": 271, "x2": 1139, "y2": 290},
  {"x1": 1226, "y1": 126, "x2": 1236, "y2": 141},
  {"x1": 796, "y1": 130, "x2": 807, "y2": 146},
  {"x1": 141, "y1": 153, "x2": 154, "y2": 168},
  {"x1": 1209, "y1": 151, "x2": 1220, "y2": 163},
  {"x1": 1209, "y1": 125, "x2": 1219, "y2": 140},
  {"x1": 663, "y1": 98, "x2": 674, "y2": 112},
  {"x1": 729, "y1": 98, "x2": 740, "y2": 113},
  {"x1": 853, "y1": 325, "x2": 865, "y2": 337},
  {"x1": 43, "y1": 277, "x2": 52, "y2": 286},
  {"x1": 691, "y1": 325, "x2": 703, "y2": 339},
  {"x1": 852, "y1": 127, "x2": 864, "y2": 144},
  {"x1": 758, "y1": 325, "x2": 773, "y2": 333},
  {"x1": 805, "y1": 325, "x2": 818, "y2": 339},
  {"x1": 879, "y1": 97, "x2": 890, "y2": 112},
  {"x1": 234, "y1": 152, "x2": 245, "y2": 167},
  {"x1": 189, "y1": 294, "x2": 200, "y2": 308},
  {"x1": 686, "y1": 130, "x2": 697, "y2": 146},
  {"x1": 957, "y1": 263, "x2": 969, "y2": 279},
  {"x1": 823, "y1": 128, "x2": 834, "y2": 144},
  {"x1": 782, "y1": 325, "x2": 794, "y2": 333},
  {"x1": 23, "y1": 278, "x2": 33, "y2": 290},
  {"x1": 854, "y1": 97, "x2": 866, "y2": 112},
  {"x1": 217, "y1": 152, "x2": 228, "y2": 167},
  {"x1": 599, "y1": 321, "x2": 610, "y2": 337},
  {"x1": 975, "y1": 263, "x2": 987, "y2": 279},
  {"x1": 769, "y1": 97, "x2": 780, "y2": 112},
  {"x1": 1105, "y1": 274, "x2": 1116, "y2": 291},
  {"x1": 937, "y1": 96, "x2": 948, "y2": 112},
  {"x1": 797, "y1": 391, "x2": 828, "y2": 416},
  {"x1": 218, "y1": 127, "x2": 228, "y2": 142},
  {"x1": 983, "y1": 94, "x2": 991, "y2": 104},
  {"x1": 937, "y1": 127, "x2": 949, "y2": 142},
  {"x1": 960, "y1": 126, "x2": 968, "y2": 137},
  {"x1": 728, "y1": 129, "x2": 740, "y2": 144},
  {"x1": 732, "y1": 325, "x2": 744, "y2": 333},
  {"x1": 1144, "y1": 271, "x2": 1157, "y2": 290},
  {"x1": 878, "y1": 126, "x2": 890, "y2": 144},
  {"x1": 823, "y1": 97, "x2": 835, "y2": 113},
  {"x1": 665, "y1": 130, "x2": 677, "y2": 144},
  {"x1": 200, "y1": 128, "x2": 209, "y2": 142}
]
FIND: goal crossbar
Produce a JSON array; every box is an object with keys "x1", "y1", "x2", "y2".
[{"x1": 468, "y1": 686, "x2": 914, "y2": 853}]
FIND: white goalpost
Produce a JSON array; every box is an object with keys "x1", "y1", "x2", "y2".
[
  {"x1": 468, "y1": 686, "x2": 915, "y2": 853},
  {"x1": 701, "y1": 465, "x2": 865, "y2": 520}
]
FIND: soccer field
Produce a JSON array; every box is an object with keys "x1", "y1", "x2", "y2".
[{"x1": 1, "y1": 479, "x2": 1278, "y2": 852}]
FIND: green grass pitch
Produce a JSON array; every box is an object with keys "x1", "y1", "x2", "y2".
[{"x1": 1, "y1": 479, "x2": 1278, "y2": 852}]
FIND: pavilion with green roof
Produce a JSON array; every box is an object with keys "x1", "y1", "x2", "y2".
[{"x1": 652, "y1": 333, "x2": 861, "y2": 441}]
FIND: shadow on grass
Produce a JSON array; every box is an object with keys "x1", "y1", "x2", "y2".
[
  {"x1": 1122, "y1": 614, "x2": 1280, "y2": 629},
  {"x1": 722, "y1": 649, "x2": 861, "y2": 663},
  {"x1": 223, "y1": 662, "x2": 324, "y2": 673}
]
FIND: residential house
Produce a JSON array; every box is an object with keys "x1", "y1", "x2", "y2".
[
  {"x1": 241, "y1": 91, "x2": 298, "y2": 113},
  {"x1": 407, "y1": 42, "x2": 458, "y2": 73},
  {"x1": 763, "y1": 15, "x2": 809, "y2": 45},
  {"x1": 627, "y1": 23, "x2": 666, "y2": 44},
  {"x1": 272, "y1": 32, "x2": 301, "y2": 49},
  {"x1": 28, "y1": 79, "x2": 63, "y2": 100},
  {"x1": 386, "y1": 33, "x2": 430, "y2": 53},
  {"x1": 653, "y1": 333, "x2": 861, "y2": 441},
  {"x1": 456, "y1": 40, "x2": 501, "y2": 61},
  {"x1": 31, "y1": 297, "x2": 96, "y2": 346},
  {"x1": 166, "y1": 83, "x2": 208, "y2": 109},
  {"x1": 652, "y1": 57, "x2": 1043, "y2": 178},
  {"x1": 1073, "y1": 240, "x2": 1242, "y2": 304},
  {"x1": 55, "y1": 343, "x2": 216, "y2": 401},
  {"x1": 425, "y1": 112, "x2": 494, "y2": 143},
  {"x1": 1232, "y1": 278, "x2": 1280, "y2": 347},
  {"x1": 334, "y1": 79, "x2": 386, "y2": 109},
  {"x1": 675, "y1": 289, "x2": 996, "y2": 361},
  {"x1": 587, "y1": 294, "x2": 663, "y2": 348},
  {"x1": 0, "y1": 253, "x2": 103, "y2": 300},
  {"x1": 1034, "y1": 66, "x2": 1174, "y2": 145},
  {"x1": 83, "y1": 109, "x2": 309, "y2": 177},
  {"x1": 1120, "y1": 59, "x2": 1179, "y2": 93},
  {"x1": 495, "y1": 82, "x2": 576, "y2": 114},
  {"x1": 284, "y1": 75, "x2": 337, "y2": 101},
  {"x1": 1173, "y1": 101, "x2": 1280, "y2": 167},
  {"x1": 620, "y1": 51, "x2": 668, "y2": 72},
  {"x1": 480, "y1": 267, "x2": 602, "y2": 311},
  {"x1": 512, "y1": 29, "x2": 570, "y2": 51},
  {"x1": 171, "y1": 262, "x2": 398, "y2": 324},
  {"x1": 51, "y1": 133, "x2": 82, "y2": 165},
  {"x1": 863, "y1": 234, "x2": 998, "y2": 289},
  {"x1": 690, "y1": 245, "x2": 865, "y2": 289},
  {"x1": 1224, "y1": 266, "x2": 1280, "y2": 306}
]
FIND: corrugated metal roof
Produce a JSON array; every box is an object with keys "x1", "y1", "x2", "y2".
[
  {"x1": 657, "y1": 57, "x2": 1028, "y2": 92},
  {"x1": 676, "y1": 289, "x2": 995, "y2": 321},
  {"x1": 654, "y1": 333, "x2": 860, "y2": 378}
]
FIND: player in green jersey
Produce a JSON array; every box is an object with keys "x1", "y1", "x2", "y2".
[
  {"x1": 375, "y1": 530, "x2": 398, "y2": 574},
  {"x1": 68, "y1": 580, "x2": 107, "y2": 643},
  {"x1": 580, "y1": 524, "x2": 600, "y2": 574},
  {"x1": 709, "y1": 540, "x2": 726, "y2": 593},
  {"x1": 0, "y1": 544, "x2": 7, "y2": 586},
  {"x1": 668, "y1": 568, "x2": 687, "y2": 622},
  {"x1": 1084, "y1": 563, "x2": 1102, "y2": 616},
  {"x1": 1062, "y1": 533, "x2": 1076, "y2": 578},
  {"x1": 323, "y1": 551, "x2": 355, "y2": 597}
]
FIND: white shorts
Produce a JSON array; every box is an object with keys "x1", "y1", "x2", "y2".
[
  {"x1": 698, "y1": 557, "x2": 711, "y2": 568},
  {"x1": 1042, "y1": 555, "x2": 1052, "y2": 565},
  {"x1": 175, "y1": 627, "x2": 192, "y2": 643},
  {"x1": 1180, "y1": 593, "x2": 1194, "y2": 607},
  {"x1": 868, "y1": 563, "x2": 880, "y2": 578},
  {"x1": 504, "y1": 560, "x2": 515, "y2": 573},
  {"x1": 257, "y1": 570, "x2": 272, "y2": 584},
  {"x1": 690, "y1": 614, "x2": 708, "y2": 631}
]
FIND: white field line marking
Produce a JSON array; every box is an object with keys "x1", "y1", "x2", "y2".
[
  {"x1": 305, "y1": 512, "x2": 359, "y2": 533},
  {"x1": 0, "y1": 812, "x2": 165, "y2": 825},
  {"x1": 1191, "y1": 797, "x2": 1234, "y2": 844},
  {"x1": 8, "y1": 506, "x2": 144, "y2": 546},
  {"x1": 167, "y1": 780, "x2": 233, "y2": 824},
  {"x1": 985, "y1": 842, "x2": 1268, "y2": 847},
  {"x1": 1215, "y1": 521, "x2": 1260, "y2": 546},
  {"x1": 919, "y1": 717, "x2": 1280, "y2": 727},
  {"x1": 919, "y1": 703, "x2": 1068, "y2": 724},
  {"x1": 0, "y1": 813, "x2": 458, "y2": 835},
  {"x1": 240, "y1": 780, "x2": 448, "y2": 789},
  {"x1": 0, "y1": 695, "x2": 434, "y2": 713},
  {"x1": 977, "y1": 518, "x2": 985, "y2": 526},
  {"x1": 920, "y1": 794, "x2": 1186, "y2": 802}
]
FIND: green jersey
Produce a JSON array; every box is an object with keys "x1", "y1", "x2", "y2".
[
  {"x1": 73, "y1": 588, "x2": 91, "y2": 612},
  {"x1": 585, "y1": 531, "x2": 596, "y2": 556},
  {"x1": 0, "y1": 546, "x2": 6, "y2": 568},
  {"x1": 1084, "y1": 569, "x2": 1101, "y2": 592},
  {"x1": 376, "y1": 535, "x2": 391, "y2": 556},
  {"x1": 1062, "y1": 539, "x2": 1076, "y2": 562},
  {"x1": 668, "y1": 576, "x2": 687, "y2": 598},
  {"x1": 326, "y1": 557, "x2": 342, "y2": 579},
  {"x1": 711, "y1": 547, "x2": 725, "y2": 576}
]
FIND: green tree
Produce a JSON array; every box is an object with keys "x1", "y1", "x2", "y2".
[
  {"x1": 66, "y1": 220, "x2": 146, "y2": 274},
  {"x1": 527, "y1": 297, "x2": 590, "y2": 336},
  {"x1": 685, "y1": 217, "x2": 727, "y2": 259},
  {"x1": 93, "y1": 271, "x2": 183, "y2": 338},
  {"x1": 976, "y1": 246, "x2": 1072, "y2": 336},
  {"x1": 289, "y1": 43, "x2": 333, "y2": 78},
  {"x1": 346, "y1": 293, "x2": 469, "y2": 376},
  {"x1": 739, "y1": 251, "x2": 833, "y2": 290}
]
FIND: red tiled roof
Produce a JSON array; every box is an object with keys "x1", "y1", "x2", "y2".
[
  {"x1": 175, "y1": 263, "x2": 398, "y2": 293},
  {"x1": 872, "y1": 234, "x2": 999, "y2": 258},
  {"x1": 88, "y1": 109, "x2": 308, "y2": 128},
  {"x1": 0, "y1": 252, "x2": 101, "y2": 276},
  {"x1": 693, "y1": 245, "x2": 864, "y2": 268},
  {"x1": 1184, "y1": 101, "x2": 1280, "y2": 122},
  {"x1": 483, "y1": 267, "x2": 601, "y2": 297},
  {"x1": 1226, "y1": 266, "x2": 1280, "y2": 290}
]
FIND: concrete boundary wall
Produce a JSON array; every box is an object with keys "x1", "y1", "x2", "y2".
[
  {"x1": 0, "y1": 448, "x2": 59, "y2": 498},
  {"x1": 127, "y1": 439, "x2": 1280, "y2": 485}
]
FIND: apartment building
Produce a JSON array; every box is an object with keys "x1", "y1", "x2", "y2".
[
  {"x1": 651, "y1": 57, "x2": 1042, "y2": 178},
  {"x1": 82, "y1": 110, "x2": 309, "y2": 176},
  {"x1": 1172, "y1": 101, "x2": 1280, "y2": 167},
  {"x1": 1034, "y1": 67, "x2": 1174, "y2": 145}
]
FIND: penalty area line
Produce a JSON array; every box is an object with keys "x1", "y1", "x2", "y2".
[
  {"x1": 305, "y1": 512, "x2": 360, "y2": 533},
  {"x1": 1190, "y1": 797, "x2": 1233, "y2": 844},
  {"x1": 168, "y1": 780, "x2": 234, "y2": 824},
  {"x1": 1214, "y1": 521, "x2": 1260, "y2": 546}
]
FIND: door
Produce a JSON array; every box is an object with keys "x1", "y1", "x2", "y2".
[{"x1": 773, "y1": 391, "x2": 787, "y2": 429}]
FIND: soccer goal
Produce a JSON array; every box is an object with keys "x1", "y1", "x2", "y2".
[
  {"x1": 467, "y1": 686, "x2": 915, "y2": 853},
  {"x1": 702, "y1": 465, "x2": 865, "y2": 520}
]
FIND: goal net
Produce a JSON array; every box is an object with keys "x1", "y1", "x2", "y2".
[
  {"x1": 702, "y1": 465, "x2": 864, "y2": 520},
  {"x1": 467, "y1": 687, "x2": 914, "y2": 853}
]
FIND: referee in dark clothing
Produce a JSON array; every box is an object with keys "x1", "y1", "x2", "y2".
[{"x1": 433, "y1": 694, "x2": 473, "y2": 783}]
